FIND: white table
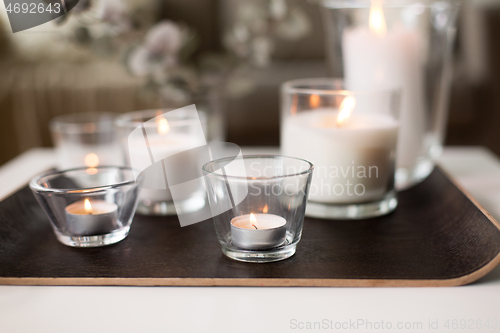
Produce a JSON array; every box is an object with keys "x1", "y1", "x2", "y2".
[{"x1": 1, "y1": 147, "x2": 500, "y2": 333}]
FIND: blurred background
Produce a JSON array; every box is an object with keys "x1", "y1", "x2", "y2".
[{"x1": 0, "y1": 0, "x2": 499, "y2": 166}]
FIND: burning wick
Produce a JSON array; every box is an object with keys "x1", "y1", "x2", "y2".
[
  {"x1": 250, "y1": 213, "x2": 258, "y2": 229},
  {"x1": 84, "y1": 198, "x2": 93, "y2": 215}
]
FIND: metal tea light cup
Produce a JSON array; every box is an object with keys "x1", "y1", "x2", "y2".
[{"x1": 230, "y1": 213, "x2": 287, "y2": 250}]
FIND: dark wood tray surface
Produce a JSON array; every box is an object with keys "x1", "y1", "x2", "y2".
[{"x1": 1, "y1": 167, "x2": 499, "y2": 287}]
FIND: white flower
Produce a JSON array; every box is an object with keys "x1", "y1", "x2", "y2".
[
  {"x1": 275, "y1": 8, "x2": 311, "y2": 41},
  {"x1": 270, "y1": 0, "x2": 287, "y2": 20},
  {"x1": 128, "y1": 46, "x2": 150, "y2": 76},
  {"x1": 144, "y1": 21, "x2": 184, "y2": 56},
  {"x1": 251, "y1": 36, "x2": 274, "y2": 67},
  {"x1": 96, "y1": 0, "x2": 128, "y2": 26}
]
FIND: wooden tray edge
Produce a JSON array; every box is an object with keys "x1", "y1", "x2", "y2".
[
  {"x1": 0, "y1": 252, "x2": 499, "y2": 288},
  {"x1": 437, "y1": 165, "x2": 500, "y2": 232}
]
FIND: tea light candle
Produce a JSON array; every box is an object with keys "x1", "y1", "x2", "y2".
[
  {"x1": 282, "y1": 98, "x2": 399, "y2": 204},
  {"x1": 231, "y1": 213, "x2": 287, "y2": 250},
  {"x1": 65, "y1": 199, "x2": 119, "y2": 236}
]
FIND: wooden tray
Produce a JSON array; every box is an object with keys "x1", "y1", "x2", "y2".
[{"x1": 1, "y1": 167, "x2": 499, "y2": 287}]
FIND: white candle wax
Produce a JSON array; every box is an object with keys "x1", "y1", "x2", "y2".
[
  {"x1": 231, "y1": 213, "x2": 287, "y2": 250},
  {"x1": 65, "y1": 199, "x2": 118, "y2": 236},
  {"x1": 282, "y1": 109, "x2": 398, "y2": 204},
  {"x1": 343, "y1": 23, "x2": 426, "y2": 169}
]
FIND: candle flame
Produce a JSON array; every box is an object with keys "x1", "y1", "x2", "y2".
[
  {"x1": 250, "y1": 213, "x2": 258, "y2": 229},
  {"x1": 336, "y1": 96, "x2": 356, "y2": 127},
  {"x1": 157, "y1": 117, "x2": 170, "y2": 135},
  {"x1": 84, "y1": 153, "x2": 99, "y2": 174},
  {"x1": 369, "y1": 0, "x2": 387, "y2": 37},
  {"x1": 84, "y1": 153, "x2": 99, "y2": 168},
  {"x1": 84, "y1": 199, "x2": 93, "y2": 214},
  {"x1": 263, "y1": 205, "x2": 268, "y2": 214},
  {"x1": 309, "y1": 94, "x2": 321, "y2": 109}
]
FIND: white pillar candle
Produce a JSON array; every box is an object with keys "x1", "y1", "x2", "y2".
[
  {"x1": 342, "y1": 3, "x2": 426, "y2": 169},
  {"x1": 282, "y1": 108, "x2": 398, "y2": 204},
  {"x1": 65, "y1": 199, "x2": 119, "y2": 235},
  {"x1": 231, "y1": 213, "x2": 287, "y2": 250}
]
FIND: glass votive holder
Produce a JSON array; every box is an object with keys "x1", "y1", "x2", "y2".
[
  {"x1": 319, "y1": 0, "x2": 461, "y2": 189},
  {"x1": 50, "y1": 112, "x2": 123, "y2": 170},
  {"x1": 203, "y1": 155, "x2": 314, "y2": 263},
  {"x1": 29, "y1": 166, "x2": 143, "y2": 247},
  {"x1": 281, "y1": 78, "x2": 400, "y2": 220},
  {"x1": 115, "y1": 108, "x2": 207, "y2": 216}
]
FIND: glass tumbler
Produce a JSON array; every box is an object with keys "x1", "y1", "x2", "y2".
[
  {"x1": 319, "y1": 0, "x2": 461, "y2": 188},
  {"x1": 30, "y1": 166, "x2": 142, "y2": 247},
  {"x1": 203, "y1": 155, "x2": 314, "y2": 263},
  {"x1": 116, "y1": 108, "x2": 208, "y2": 216},
  {"x1": 281, "y1": 78, "x2": 400, "y2": 219},
  {"x1": 50, "y1": 112, "x2": 123, "y2": 170}
]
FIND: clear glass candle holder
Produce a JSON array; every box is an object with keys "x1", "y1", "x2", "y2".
[
  {"x1": 116, "y1": 108, "x2": 207, "y2": 216},
  {"x1": 203, "y1": 155, "x2": 314, "y2": 263},
  {"x1": 30, "y1": 166, "x2": 142, "y2": 247},
  {"x1": 281, "y1": 78, "x2": 400, "y2": 220},
  {"x1": 50, "y1": 112, "x2": 123, "y2": 170},
  {"x1": 319, "y1": 0, "x2": 461, "y2": 189}
]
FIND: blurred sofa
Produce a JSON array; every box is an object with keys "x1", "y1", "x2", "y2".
[{"x1": 1, "y1": 0, "x2": 500, "y2": 166}]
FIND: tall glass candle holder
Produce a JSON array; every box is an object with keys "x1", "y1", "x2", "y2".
[
  {"x1": 281, "y1": 78, "x2": 400, "y2": 219},
  {"x1": 203, "y1": 155, "x2": 314, "y2": 263},
  {"x1": 30, "y1": 166, "x2": 142, "y2": 247},
  {"x1": 50, "y1": 112, "x2": 123, "y2": 170},
  {"x1": 116, "y1": 109, "x2": 207, "y2": 216},
  {"x1": 319, "y1": 0, "x2": 461, "y2": 189}
]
